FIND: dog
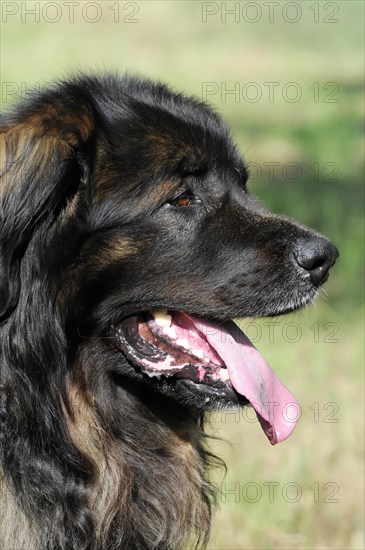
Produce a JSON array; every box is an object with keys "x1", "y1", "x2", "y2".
[{"x1": 0, "y1": 74, "x2": 338, "y2": 550}]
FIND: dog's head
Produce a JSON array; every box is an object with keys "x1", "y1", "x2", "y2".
[{"x1": 0, "y1": 74, "x2": 338, "y2": 445}]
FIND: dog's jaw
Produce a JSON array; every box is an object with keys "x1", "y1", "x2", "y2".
[{"x1": 111, "y1": 309, "x2": 299, "y2": 444}]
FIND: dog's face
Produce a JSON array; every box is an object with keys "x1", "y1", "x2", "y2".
[{"x1": 0, "y1": 75, "x2": 338, "y2": 445}]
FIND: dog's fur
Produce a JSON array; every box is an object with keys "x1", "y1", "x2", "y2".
[{"x1": 0, "y1": 74, "x2": 338, "y2": 549}]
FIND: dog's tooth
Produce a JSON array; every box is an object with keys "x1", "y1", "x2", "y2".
[
  {"x1": 219, "y1": 367, "x2": 229, "y2": 382},
  {"x1": 163, "y1": 326, "x2": 177, "y2": 339},
  {"x1": 141, "y1": 368, "x2": 162, "y2": 380},
  {"x1": 152, "y1": 310, "x2": 172, "y2": 327},
  {"x1": 192, "y1": 348, "x2": 204, "y2": 358},
  {"x1": 141, "y1": 368, "x2": 152, "y2": 377},
  {"x1": 176, "y1": 338, "x2": 190, "y2": 350}
]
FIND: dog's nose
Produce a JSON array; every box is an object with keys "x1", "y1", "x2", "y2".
[{"x1": 294, "y1": 238, "x2": 339, "y2": 287}]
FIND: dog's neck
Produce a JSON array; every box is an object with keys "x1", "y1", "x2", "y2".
[
  {"x1": 1, "y1": 397, "x2": 214, "y2": 550},
  {"x1": 66, "y1": 381, "x2": 214, "y2": 549}
]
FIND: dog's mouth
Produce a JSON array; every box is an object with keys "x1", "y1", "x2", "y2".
[{"x1": 113, "y1": 310, "x2": 298, "y2": 445}]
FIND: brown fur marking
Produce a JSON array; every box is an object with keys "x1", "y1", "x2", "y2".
[{"x1": 65, "y1": 382, "x2": 211, "y2": 549}]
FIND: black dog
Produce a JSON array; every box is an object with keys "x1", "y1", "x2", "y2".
[{"x1": 0, "y1": 74, "x2": 338, "y2": 550}]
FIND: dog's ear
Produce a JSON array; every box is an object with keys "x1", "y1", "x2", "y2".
[{"x1": 0, "y1": 89, "x2": 95, "y2": 320}]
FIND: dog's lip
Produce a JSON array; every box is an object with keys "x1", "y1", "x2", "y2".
[
  {"x1": 112, "y1": 309, "x2": 300, "y2": 445},
  {"x1": 112, "y1": 311, "x2": 230, "y2": 388}
]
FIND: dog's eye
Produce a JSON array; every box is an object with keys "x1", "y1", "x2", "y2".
[{"x1": 169, "y1": 191, "x2": 197, "y2": 207}]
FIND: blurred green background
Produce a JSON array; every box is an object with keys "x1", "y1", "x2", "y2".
[{"x1": 1, "y1": 1, "x2": 364, "y2": 548}]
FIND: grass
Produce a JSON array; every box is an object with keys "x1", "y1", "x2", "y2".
[
  {"x1": 1, "y1": 2, "x2": 364, "y2": 548},
  {"x1": 207, "y1": 310, "x2": 364, "y2": 549}
]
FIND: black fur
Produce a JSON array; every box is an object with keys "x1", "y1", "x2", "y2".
[{"x1": 0, "y1": 74, "x2": 338, "y2": 549}]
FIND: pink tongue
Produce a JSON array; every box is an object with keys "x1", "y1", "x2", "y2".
[{"x1": 188, "y1": 316, "x2": 299, "y2": 445}]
